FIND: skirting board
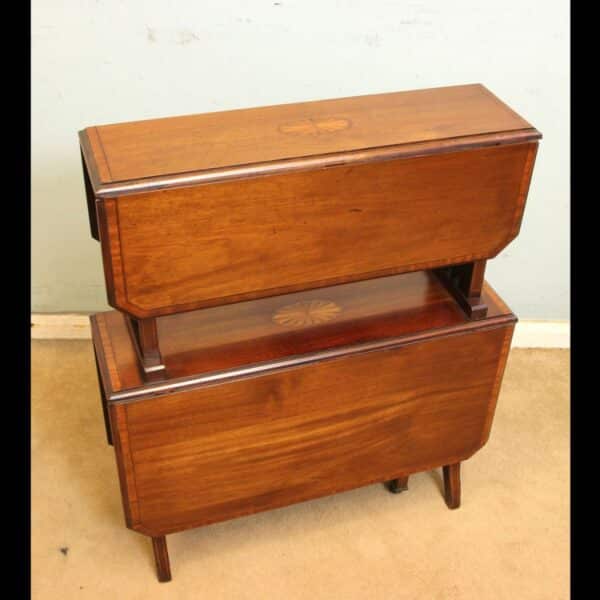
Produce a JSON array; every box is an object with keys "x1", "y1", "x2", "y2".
[{"x1": 31, "y1": 314, "x2": 570, "y2": 348}]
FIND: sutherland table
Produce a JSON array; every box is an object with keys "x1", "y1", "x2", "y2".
[
  {"x1": 91, "y1": 272, "x2": 515, "y2": 582},
  {"x1": 81, "y1": 84, "x2": 541, "y2": 582}
]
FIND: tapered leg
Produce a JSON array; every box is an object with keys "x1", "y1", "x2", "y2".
[
  {"x1": 127, "y1": 316, "x2": 167, "y2": 382},
  {"x1": 151, "y1": 536, "x2": 172, "y2": 582},
  {"x1": 434, "y1": 260, "x2": 488, "y2": 320},
  {"x1": 460, "y1": 259, "x2": 487, "y2": 319},
  {"x1": 388, "y1": 476, "x2": 409, "y2": 494},
  {"x1": 443, "y1": 463, "x2": 461, "y2": 509}
]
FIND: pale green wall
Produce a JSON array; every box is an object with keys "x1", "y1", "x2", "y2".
[{"x1": 32, "y1": 0, "x2": 569, "y2": 319}]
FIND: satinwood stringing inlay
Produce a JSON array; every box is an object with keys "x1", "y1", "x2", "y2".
[{"x1": 272, "y1": 300, "x2": 342, "y2": 327}]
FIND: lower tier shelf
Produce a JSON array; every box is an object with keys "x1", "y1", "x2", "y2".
[{"x1": 93, "y1": 270, "x2": 514, "y2": 396}]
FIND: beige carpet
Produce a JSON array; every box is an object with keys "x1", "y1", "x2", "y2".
[{"x1": 32, "y1": 341, "x2": 569, "y2": 599}]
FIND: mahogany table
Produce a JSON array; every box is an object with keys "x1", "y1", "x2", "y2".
[{"x1": 80, "y1": 84, "x2": 541, "y2": 581}]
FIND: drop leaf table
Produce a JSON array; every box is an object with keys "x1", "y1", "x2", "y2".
[{"x1": 80, "y1": 84, "x2": 540, "y2": 581}]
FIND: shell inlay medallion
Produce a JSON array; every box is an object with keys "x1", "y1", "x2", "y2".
[{"x1": 272, "y1": 300, "x2": 342, "y2": 327}]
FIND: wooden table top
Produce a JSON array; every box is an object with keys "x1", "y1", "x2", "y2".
[
  {"x1": 91, "y1": 271, "x2": 515, "y2": 401},
  {"x1": 80, "y1": 84, "x2": 539, "y2": 195}
]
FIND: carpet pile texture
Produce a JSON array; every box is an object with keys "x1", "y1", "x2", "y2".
[{"x1": 32, "y1": 341, "x2": 569, "y2": 599}]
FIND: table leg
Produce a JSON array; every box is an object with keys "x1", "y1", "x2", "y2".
[
  {"x1": 152, "y1": 536, "x2": 172, "y2": 582},
  {"x1": 388, "y1": 476, "x2": 409, "y2": 494},
  {"x1": 443, "y1": 463, "x2": 461, "y2": 509},
  {"x1": 127, "y1": 316, "x2": 167, "y2": 382}
]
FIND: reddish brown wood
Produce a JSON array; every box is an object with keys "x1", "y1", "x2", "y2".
[
  {"x1": 479, "y1": 318, "x2": 514, "y2": 448},
  {"x1": 108, "y1": 402, "x2": 140, "y2": 530},
  {"x1": 80, "y1": 150, "x2": 99, "y2": 241},
  {"x1": 510, "y1": 141, "x2": 539, "y2": 239},
  {"x1": 94, "y1": 281, "x2": 515, "y2": 536},
  {"x1": 90, "y1": 308, "x2": 139, "y2": 394},
  {"x1": 81, "y1": 85, "x2": 539, "y2": 581},
  {"x1": 85, "y1": 125, "x2": 112, "y2": 184},
  {"x1": 91, "y1": 343, "x2": 112, "y2": 445},
  {"x1": 95, "y1": 198, "x2": 119, "y2": 310},
  {"x1": 95, "y1": 142, "x2": 536, "y2": 320},
  {"x1": 80, "y1": 84, "x2": 537, "y2": 188},
  {"x1": 465, "y1": 260, "x2": 486, "y2": 299},
  {"x1": 158, "y1": 271, "x2": 466, "y2": 382},
  {"x1": 443, "y1": 463, "x2": 461, "y2": 509},
  {"x1": 151, "y1": 536, "x2": 171, "y2": 582},
  {"x1": 435, "y1": 260, "x2": 488, "y2": 320},
  {"x1": 388, "y1": 477, "x2": 409, "y2": 494},
  {"x1": 464, "y1": 260, "x2": 489, "y2": 319},
  {"x1": 91, "y1": 273, "x2": 514, "y2": 398},
  {"x1": 90, "y1": 272, "x2": 517, "y2": 582},
  {"x1": 82, "y1": 86, "x2": 540, "y2": 387},
  {"x1": 83, "y1": 131, "x2": 539, "y2": 199},
  {"x1": 82, "y1": 85, "x2": 540, "y2": 326},
  {"x1": 126, "y1": 316, "x2": 166, "y2": 382}
]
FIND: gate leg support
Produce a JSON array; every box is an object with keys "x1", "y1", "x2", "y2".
[{"x1": 127, "y1": 316, "x2": 167, "y2": 382}]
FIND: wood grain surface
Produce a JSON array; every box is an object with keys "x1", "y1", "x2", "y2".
[
  {"x1": 106, "y1": 323, "x2": 513, "y2": 536},
  {"x1": 82, "y1": 84, "x2": 535, "y2": 573},
  {"x1": 90, "y1": 271, "x2": 514, "y2": 396},
  {"x1": 98, "y1": 142, "x2": 537, "y2": 318},
  {"x1": 80, "y1": 84, "x2": 537, "y2": 187}
]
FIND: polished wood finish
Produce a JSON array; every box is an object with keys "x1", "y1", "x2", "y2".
[
  {"x1": 107, "y1": 325, "x2": 511, "y2": 536},
  {"x1": 465, "y1": 260, "x2": 486, "y2": 300},
  {"x1": 91, "y1": 274, "x2": 515, "y2": 539},
  {"x1": 91, "y1": 272, "x2": 513, "y2": 396},
  {"x1": 435, "y1": 259, "x2": 488, "y2": 319},
  {"x1": 81, "y1": 84, "x2": 540, "y2": 325},
  {"x1": 80, "y1": 84, "x2": 537, "y2": 191},
  {"x1": 151, "y1": 536, "x2": 171, "y2": 582},
  {"x1": 96, "y1": 142, "x2": 537, "y2": 319},
  {"x1": 443, "y1": 463, "x2": 461, "y2": 509},
  {"x1": 92, "y1": 344, "x2": 112, "y2": 445},
  {"x1": 388, "y1": 477, "x2": 410, "y2": 494},
  {"x1": 126, "y1": 316, "x2": 166, "y2": 382},
  {"x1": 82, "y1": 85, "x2": 539, "y2": 582}
]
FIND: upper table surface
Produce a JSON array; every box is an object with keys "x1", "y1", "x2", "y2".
[{"x1": 80, "y1": 84, "x2": 538, "y2": 188}]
